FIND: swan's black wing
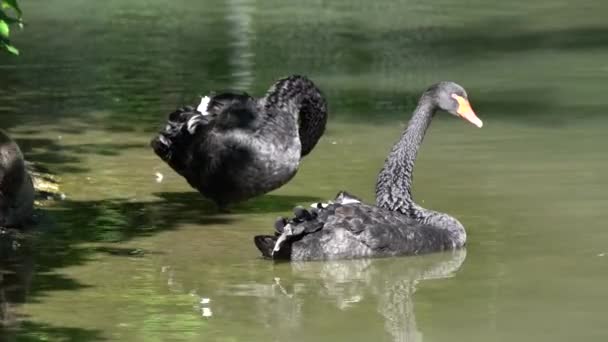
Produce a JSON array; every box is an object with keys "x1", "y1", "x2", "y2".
[
  {"x1": 152, "y1": 75, "x2": 326, "y2": 177},
  {"x1": 254, "y1": 193, "x2": 457, "y2": 261},
  {"x1": 150, "y1": 92, "x2": 256, "y2": 177}
]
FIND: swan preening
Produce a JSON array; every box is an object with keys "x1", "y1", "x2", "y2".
[
  {"x1": 254, "y1": 82, "x2": 482, "y2": 261},
  {"x1": 151, "y1": 75, "x2": 328, "y2": 209},
  {"x1": 0, "y1": 130, "x2": 34, "y2": 228}
]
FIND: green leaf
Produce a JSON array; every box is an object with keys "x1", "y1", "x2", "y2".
[
  {"x1": 0, "y1": 20, "x2": 9, "y2": 38},
  {"x1": 5, "y1": 43, "x2": 19, "y2": 55},
  {"x1": 1, "y1": 39, "x2": 19, "y2": 55},
  {"x1": 2, "y1": 0, "x2": 22, "y2": 17}
]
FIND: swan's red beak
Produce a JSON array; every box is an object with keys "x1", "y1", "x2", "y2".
[{"x1": 452, "y1": 94, "x2": 483, "y2": 128}]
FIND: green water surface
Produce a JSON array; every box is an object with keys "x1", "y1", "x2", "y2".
[{"x1": 1, "y1": 0, "x2": 607, "y2": 341}]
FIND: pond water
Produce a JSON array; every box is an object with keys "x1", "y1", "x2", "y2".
[{"x1": 1, "y1": 0, "x2": 608, "y2": 341}]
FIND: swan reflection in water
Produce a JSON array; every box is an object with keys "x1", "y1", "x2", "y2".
[
  {"x1": 0, "y1": 232, "x2": 34, "y2": 334},
  {"x1": 225, "y1": 250, "x2": 466, "y2": 342}
]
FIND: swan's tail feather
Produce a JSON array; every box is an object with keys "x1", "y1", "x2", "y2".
[
  {"x1": 274, "y1": 217, "x2": 288, "y2": 235},
  {"x1": 257, "y1": 205, "x2": 328, "y2": 260},
  {"x1": 254, "y1": 235, "x2": 278, "y2": 259},
  {"x1": 334, "y1": 191, "x2": 362, "y2": 204},
  {"x1": 150, "y1": 105, "x2": 208, "y2": 176}
]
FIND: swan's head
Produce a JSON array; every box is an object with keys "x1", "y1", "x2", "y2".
[{"x1": 430, "y1": 82, "x2": 483, "y2": 128}]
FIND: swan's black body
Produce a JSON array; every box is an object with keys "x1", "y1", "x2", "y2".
[
  {"x1": 151, "y1": 75, "x2": 327, "y2": 208},
  {"x1": 254, "y1": 192, "x2": 461, "y2": 261},
  {"x1": 254, "y1": 82, "x2": 480, "y2": 261},
  {"x1": 0, "y1": 130, "x2": 34, "y2": 228}
]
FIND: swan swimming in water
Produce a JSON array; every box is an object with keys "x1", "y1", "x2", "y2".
[
  {"x1": 0, "y1": 130, "x2": 34, "y2": 228},
  {"x1": 254, "y1": 82, "x2": 482, "y2": 261},
  {"x1": 150, "y1": 75, "x2": 328, "y2": 209}
]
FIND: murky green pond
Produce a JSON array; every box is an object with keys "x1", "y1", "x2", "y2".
[{"x1": 2, "y1": 0, "x2": 608, "y2": 341}]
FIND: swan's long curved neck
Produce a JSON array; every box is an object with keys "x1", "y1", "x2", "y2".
[
  {"x1": 262, "y1": 76, "x2": 311, "y2": 114},
  {"x1": 375, "y1": 94, "x2": 436, "y2": 216},
  {"x1": 375, "y1": 93, "x2": 467, "y2": 245},
  {"x1": 260, "y1": 75, "x2": 327, "y2": 156}
]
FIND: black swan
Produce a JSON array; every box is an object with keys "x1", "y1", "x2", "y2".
[
  {"x1": 151, "y1": 75, "x2": 328, "y2": 209},
  {"x1": 0, "y1": 130, "x2": 34, "y2": 228},
  {"x1": 254, "y1": 82, "x2": 482, "y2": 261}
]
